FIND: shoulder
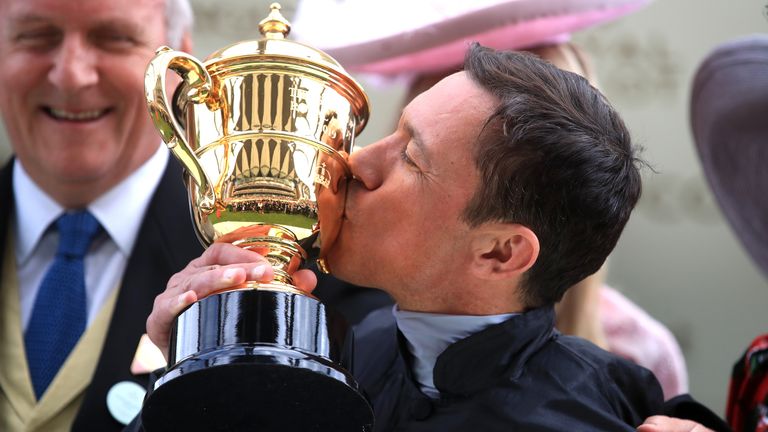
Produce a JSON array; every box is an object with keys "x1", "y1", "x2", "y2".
[
  {"x1": 464, "y1": 334, "x2": 664, "y2": 429},
  {"x1": 534, "y1": 333, "x2": 664, "y2": 420},
  {"x1": 549, "y1": 334, "x2": 660, "y2": 384}
]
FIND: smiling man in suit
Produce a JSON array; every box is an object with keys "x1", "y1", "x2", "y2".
[{"x1": 0, "y1": 0, "x2": 200, "y2": 430}]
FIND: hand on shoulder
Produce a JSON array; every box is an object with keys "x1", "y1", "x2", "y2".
[{"x1": 637, "y1": 415, "x2": 714, "y2": 432}]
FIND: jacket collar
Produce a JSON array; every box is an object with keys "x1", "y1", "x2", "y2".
[{"x1": 430, "y1": 305, "x2": 557, "y2": 396}]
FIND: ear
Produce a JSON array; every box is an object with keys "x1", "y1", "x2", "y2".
[{"x1": 469, "y1": 223, "x2": 539, "y2": 280}]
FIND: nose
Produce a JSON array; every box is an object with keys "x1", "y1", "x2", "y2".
[
  {"x1": 347, "y1": 138, "x2": 388, "y2": 191},
  {"x1": 48, "y1": 35, "x2": 98, "y2": 91}
]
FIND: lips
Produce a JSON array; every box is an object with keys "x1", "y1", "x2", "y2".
[{"x1": 44, "y1": 107, "x2": 112, "y2": 122}]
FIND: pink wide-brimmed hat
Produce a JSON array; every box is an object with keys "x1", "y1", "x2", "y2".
[
  {"x1": 292, "y1": 0, "x2": 653, "y2": 75},
  {"x1": 691, "y1": 35, "x2": 768, "y2": 278}
]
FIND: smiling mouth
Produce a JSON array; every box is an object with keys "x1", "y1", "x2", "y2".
[{"x1": 43, "y1": 107, "x2": 112, "y2": 122}]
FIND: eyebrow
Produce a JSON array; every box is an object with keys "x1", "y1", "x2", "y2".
[
  {"x1": 2, "y1": 14, "x2": 51, "y2": 40},
  {"x1": 91, "y1": 19, "x2": 144, "y2": 35},
  {"x1": 5, "y1": 13, "x2": 49, "y2": 27}
]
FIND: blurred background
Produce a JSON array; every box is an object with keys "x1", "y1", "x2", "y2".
[{"x1": 1, "y1": 0, "x2": 766, "y2": 416}]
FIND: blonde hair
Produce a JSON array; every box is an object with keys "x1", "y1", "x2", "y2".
[
  {"x1": 524, "y1": 42, "x2": 598, "y2": 87},
  {"x1": 403, "y1": 42, "x2": 599, "y2": 107}
]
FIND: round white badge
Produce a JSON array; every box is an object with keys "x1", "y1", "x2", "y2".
[{"x1": 106, "y1": 381, "x2": 146, "y2": 425}]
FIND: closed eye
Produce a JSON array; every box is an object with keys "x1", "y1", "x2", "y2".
[
  {"x1": 12, "y1": 28, "x2": 62, "y2": 51},
  {"x1": 400, "y1": 145, "x2": 430, "y2": 181},
  {"x1": 400, "y1": 147, "x2": 417, "y2": 167},
  {"x1": 91, "y1": 29, "x2": 139, "y2": 50}
]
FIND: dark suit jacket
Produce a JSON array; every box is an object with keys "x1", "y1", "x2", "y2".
[{"x1": 0, "y1": 157, "x2": 205, "y2": 431}]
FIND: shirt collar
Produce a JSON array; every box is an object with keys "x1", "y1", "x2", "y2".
[
  {"x1": 13, "y1": 162, "x2": 61, "y2": 264},
  {"x1": 395, "y1": 307, "x2": 518, "y2": 354},
  {"x1": 14, "y1": 145, "x2": 169, "y2": 262},
  {"x1": 394, "y1": 306, "x2": 518, "y2": 397}
]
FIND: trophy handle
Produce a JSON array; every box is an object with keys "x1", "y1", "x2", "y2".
[{"x1": 145, "y1": 46, "x2": 218, "y2": 212}]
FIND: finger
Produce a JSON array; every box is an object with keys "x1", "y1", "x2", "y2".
[
  {"x1": 189, "y1": 243, "x2": 271, "y2": 272},
  {"x1": 638, "y1": 415, "x2": 672, "y2": 432},
  {"x1": 214, "y1": 225, "x2": 272, "y2": 244},
  {"x1": 147, "y1": 290, "x2": 198, "y2": 360},
  {"x1": 168, "y1": 245, "x2": 273, "y2": 294},
  {"x1": 292, "y1": 268, "x2": 318, "y2": 294},
  {"x1": 182, "y1": 262, "x2": 274, "y2": 300},
  {"x1": 149, "y1": 258, "x2": 272, "y2": 359},
  {"x1": 637, "y1": 416, "x2": 713, "y2": 432}
]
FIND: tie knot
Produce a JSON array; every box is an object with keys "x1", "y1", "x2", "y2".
[{"x1": 55, "y1": 210, "x2": 102, "y2": 259}]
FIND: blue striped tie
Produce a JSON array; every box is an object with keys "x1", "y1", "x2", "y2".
[{"x1": 24, "y1": 210, "x2": 101, "y2": 399}]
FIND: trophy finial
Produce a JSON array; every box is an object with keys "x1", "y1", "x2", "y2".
[{"x1": 259, "y1": 3, "x2": 291, "y2": 39}]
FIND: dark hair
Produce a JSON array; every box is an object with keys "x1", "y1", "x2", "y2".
[{"x1": 462, "y1": 43, "x2": 643, "y2": 308}]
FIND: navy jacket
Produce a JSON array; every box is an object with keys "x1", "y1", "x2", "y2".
[
  {"x1": 124, "y1": 302, "x2": 731, "y2": 431},
  {"x1": 354, "y1": 306, "x2": 665, "y2": 431}
]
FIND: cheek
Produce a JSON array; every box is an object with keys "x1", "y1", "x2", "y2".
[
  {"x1": 110, "y1": 74, "x2": 161, "y2": 143},
  {"x1": 0, "y1": 60, "x2": 40, "y2": 113},
  {"x1": 111, "y1": 73, "x2": 144, "y2": 112},
  {"x1": 100, "y1": 53, "x2": 151, "y2": 102},
  {"x1": 366, "y1": 206, "x2": 431, "y2": 267}
]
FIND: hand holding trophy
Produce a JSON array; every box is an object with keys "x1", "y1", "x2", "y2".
[{"x1": 142, "y1": 3, "x2": 373, "y2": 431}]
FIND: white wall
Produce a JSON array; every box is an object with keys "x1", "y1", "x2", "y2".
[{"x1": 1, "y1": 0, "x2": 766, "y2": 416}]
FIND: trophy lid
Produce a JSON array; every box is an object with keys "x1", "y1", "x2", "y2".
[{"x1": 201, "y1": 3, "x2": 370, "y2": 130}]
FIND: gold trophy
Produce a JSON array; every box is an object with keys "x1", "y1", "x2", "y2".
[{"x1": 141, "y1": 4, "x2": 373, "y2": 430}]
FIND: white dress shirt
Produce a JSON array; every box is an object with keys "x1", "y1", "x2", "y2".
[
  {"x1": 14, "y1": 145, "x2": 169, "y2": 330},
  {"x1": 394, "y1": 306, "x2": 517, "y2": 398}
]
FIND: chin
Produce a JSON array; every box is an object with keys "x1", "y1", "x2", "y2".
[
  {"x1": 325, "y1": 255, "x2": 351, "y2": 281},
  {"x1": 326, "y1": 257, "x2": 363, "y2": 286},
  {"x1": 56, "y1": 159, "x2": 111, "y2": 181},
  {"x1": 46, "y1": 161, "x2": 88, "y2": 178}
]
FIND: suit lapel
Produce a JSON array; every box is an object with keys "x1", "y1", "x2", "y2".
[
  {"x1": 0, "y1": 159, "x2": 14, "y2": 291},
  {"x1": 72, "y1": 159, "x2": 204, "y2": 430}
]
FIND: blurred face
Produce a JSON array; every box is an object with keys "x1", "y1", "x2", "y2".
[
  {"x1": 327, "y1": 72, "x2": 496, "y2": 312},
  {"x1": 0, "y1": 0, "x2": 169, "y2": 206}
]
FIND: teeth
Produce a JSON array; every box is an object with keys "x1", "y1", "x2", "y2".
[{"x1": 49, "y1": 108, "x2": 106, "y2": 121}]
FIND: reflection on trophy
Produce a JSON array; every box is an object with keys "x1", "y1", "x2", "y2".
[{"x1": 141, "y1": 3, "x2": 372, "y2": 430}]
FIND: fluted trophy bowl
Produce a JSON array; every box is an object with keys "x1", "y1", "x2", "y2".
[{"x1": 141, "y1": 4, "x2": 372, "y2": 431}]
